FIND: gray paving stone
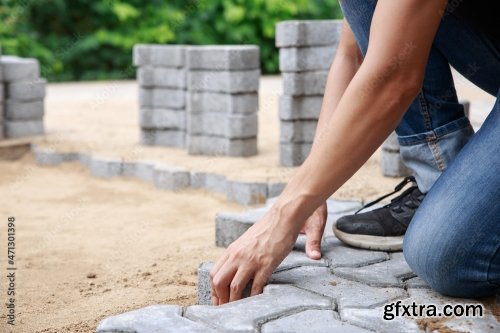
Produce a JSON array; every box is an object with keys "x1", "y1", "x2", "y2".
[
  {"x1": 122, "y1": 161, "x2": 156, "y2": 183},
  {"x1": 267, "y1": 182, "x2": 286, "y2": 198},
  {"x1": 78, "y1": 153, "x2": 92, "y2": 168},
  {"x1": 139, "y1": 87, "x2": 186, "y2": 109},
  {"x1": 276, "y1": 20, "x2": 342, "y2": 48},
  {"x1": 4, "y1": 120, "x2": 44, "y2": 138},
  {"x1": 191, "y1": 171, "x2": 227, "y2": 194},
  {"x1": 7, "y1": 78, "x2": 47, "y2": 101},
  {"x1": 140, "y1": 129, "x2": 186, "y2": 148},
  {"x1": 334, "y1": 252, "x2": 416, "y2": 287},
  {"x1": 197, "y1": 262, "x2": 214, "y2": 305},
  {"x1": 404, "y1": 276, "x2": 430, "y2": 289},
  {"x1": 275, "y1": 250, "x2": 327, "y2": 272},
  {"x1": 283, "y1": 71, "x2": 328, "y2": 96},
  {"x1": 279, "y1": 142, "x2": 312, "y2": 166},
  {"x1": 137, "y1": 66, "x2": 186, "y2": 88},
  {"x1": 340, "y1": 307, "x2": 420, "y2": 333},
  {"x1": 90, "y1": 156, "x2": 123, "y2": 178},
  {"x1": 33, "y1": 147, "x2": 79, "y2": 166},
  {"x1": 5, "y1": 100, "x2": 44, "y2": 120},
  {"x1": 133, "y1": 44, "x2": 186, "y2": 68},
  {"x1": 188, "y1": 113, "x2": 258, "y2": 139},
  {"x1": 322, "y1": 236, "x2": 389, "y2": 268},
  {"x1": 0, "y1": 56, "x2": 39, "y2": 81},
  {"x1": 187, "y1": 135, "x2": 257, "y2": 157},
  {"x1": 153, "y1": 165, "x2": 190, "y2": 191},
  {"x1": 280, "y1": 119, "x2": 317, "y2": 143},
  {"x1": 187, "y1": 91, "x2": 258, "y2": 114},
  {"x1": 382, "y1": 131, "x2": 400, "y2": 152},
  {"x1": 187, "y1": 45, "x2": 260, "y2": 70},
  {"x1": 227, "y1": 180, "x2": 268, "y2": 205},
  {"x1": 215, "y1": 207, "x2": 268, "y2": 247},
  {"x1": 188, "y1": 70, "x2": 260, "y2": 93},
  {"x1": 262, "y1": 309, "x2": 370, "y2": 333},
  {"x1": 139, "y1": 108, "x2": 186, "y2": 130},
  {"x1": 184, "y1": 284, "x2": 332, "y2": 333},
  {"x1": 326, "y1": 199, "x2": 363, "y2": 214},
  {"x1": 0, "y1": 123, "x2": 4, "y2": 140},
  {"x1": 279, "y1": 95, "x2": 323, "y2": 120},
  {"x1": 279, "y1": 45, "x2": 336, "y2": 72},
  {"x1": 0, "y1": 83, "x2": 4, "y2": 102},
  {"x1": 381, "y1": 149, "x2": 412, "y2": 178},
  {"x1": 96, "y1": 304, "x2": 213, "y2": 333}
]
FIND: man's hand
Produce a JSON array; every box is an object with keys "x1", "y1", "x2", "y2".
[{"x1": 299, "y1": 202, "x2": 328, "y2": 260}]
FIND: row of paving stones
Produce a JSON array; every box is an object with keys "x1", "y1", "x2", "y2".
[
  {"x1": 97, "y1": 197, "x2": 499, "y2": 332},
  {"x1": 32, "y1": 145, "x2": 285, "y2": 205}
]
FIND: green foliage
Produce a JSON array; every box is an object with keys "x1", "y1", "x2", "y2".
[{"x1": 0, "y1": 0, "x2": 342, "y2": 81}]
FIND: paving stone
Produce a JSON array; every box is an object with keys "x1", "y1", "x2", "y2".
[
  {"x1": 153, "y1": 165, "x2": 190, "y2": 191},
  {"x1": 334, "y1": 252, "x2": 416, "y2": 287},
  {"x1": 381, "y1": 149, "x2": 412, "y2": 177},
  {"x1": 191, "y1": 171, "x2": 227, "y2": 194},
  {"x1": 197, "y1": 262, "x2": 214, "y2": 305},
  {"x1": 188, "y1": 70, "x2": 260, "y2": 93},
  {"x1": 122, "y1": 161, "x2": 156, "y2": 183},
  {"x1": 187, "y1": 91, "x2": 258, "y2": 114},
  {"x1": 279, "y1": 45, "x2": 336, "y2": 72},
  {"x1": 275, "y1": 250, "x2": 327, "y2": 272},
  {"x1": 276, "y1": 20, "x2": 342, "y2": 48},
  {"x1": 283, "y1": 71, "x2": 328, "y2": 96},
  {"x1": 7, "y1": 78, "x2": 47, "y2": 101},
  {"x1": 90, "y1": 156, "x2": 123, "y2": 178},
  {"x1": 280, "y1": 119, "x2": 317, "y2": 143},
  {"x1": 279, "y1": 95, "x2": 323, "y2": 120},
  {"x1": 5, "y1": 100, "x2": 44, "y2": 120},
  {"x1": 267, "y1": 182, "x2": 286, "y2": 198},
  {"x1": 140, "y1": 129, "x2": 186, "y2": 148},
  {"x1": 215, "y1": 207, "x2": 268, "y2": 247},
  {"x1": 187, "y1": 45, "x2": 260, "y2": 70},
  {"x1": 139, "y1": 87, "x2": 186, "y2": 109},
  {"x1": 340, "y1": 306, "x2": 420, "y2": 333},
  {"x1": 187, "y1": 135, "x2": 257, "y2": 157},
  {"x1": 279, "y1": 142, "x2": 312, "y2": 166},
  {"x1": 139, "y1": 108, "x2": 186, "y2": 129},
  {"x1": 78, "y1": 153, "x2": 92, "y2": 168},
  {"x1": 0, "y1": 56, "x2": 39, "y2": 81},
  {"x1": 382, "y1": 131, "x2": 400, "y2": 152},
  {"x1": 322, "y1": 236, "x2": 389, "y2": 268},
  {"x1": 184, "y1": 284, "x2": 332, "y2": 333},
  {"x1": 227, "y1": 180, "x2": 268, "y2": 205},
  {"x1": 33, "y1": 147, "x2": 79, "y2": 166},
  {"x1": 96, "y1": 304, "x2": 213, "y2": 333},
  {"x1": 188, "y1": 113, "x2": 258, "y2": 139},
  {"x1": 326, "y1": 199, "x2": 363, "y2": 214},
  {"x1": 404, "y1": 276, "x2": 430, "y2": 289},
  {"x1": 133, "y1": 44, "x2": 186, "y2": 68},
  {"x1": 137, "y1": 66, "x2": 186, "y2": 88},
  {"x1": 0, "y1": 83, "x2": 4, "y2": 102},
  {"x1": 262, "y1": 309, "x2": 371, "y2": 333},
  {"x1": 4, "y1": 120, "x2": 44, "y2": 138}
]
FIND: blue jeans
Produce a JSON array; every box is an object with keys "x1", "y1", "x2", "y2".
[{"x1": 340, "y1": 0, "x2": 500, "y2": 297}]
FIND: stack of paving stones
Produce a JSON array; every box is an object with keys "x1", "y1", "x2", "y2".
[
  {"x1": 0, "y1": 52, "x2": 46, "y2": 139},
  {"x1": 97, "y1": 196, "x2": 500, "y2": 333},
  {"x1": 186, "y1": 46, "x2": 260, "y2": 157},
  {"x1": 133, "y1": 44, "x2": 188, "y2": 148},
  {"x1": 276, "y1": 20, "x2": 342, "y2": 166}
]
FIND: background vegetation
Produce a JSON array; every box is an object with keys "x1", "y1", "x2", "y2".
[{"x1": 0, "y1": 0, "x2": 342, "y2": 81}]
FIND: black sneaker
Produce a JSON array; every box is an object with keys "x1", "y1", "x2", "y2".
[{"x1": 333, "y1": 176, "x2": 425, "y2": 251}]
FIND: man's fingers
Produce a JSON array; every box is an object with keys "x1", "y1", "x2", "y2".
[
  {"x1": 250, "y1": 270, "x2": 269, "y2": 297},
  {"x1": 212, "y1": 264, "x2": 237, "y2": 305},
  {"x1": 229, "y1": 267, "x2": 254, "y2": 302},
  {"x1": 305, "y1": 214, "x2": 326, "y2": 260}
]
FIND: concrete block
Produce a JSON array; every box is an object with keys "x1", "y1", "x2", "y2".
[
  {"x1": 153, "y1": 165, "x2": 190, "y2": 191},
  {"x1": 382, "y1": 131, "x2": 400, "y2": 152},
  {"x1": 78, "y1": 153, "x2": 92, "y2": 168},
  {"x1": 227, "y1": 180, "x2": 268, "y2": 205},
  {"x1": 326, "y1": 199, "x2": 363, "y2": 214},
  {"x1": 187, "y1": 45, "x2": 260, "y2": 70},
  {"x1": 190, "y1": 171, "x2": 227, "y2": 194},
  {"x1": 184, "y1": 285, "x2": 331, "y2": 333},
  {"x1": 276, "y1": 20, "x2": 342, "y2": 48},
  {"x1": 187, "y1": 91, "x2": 258, "y2": 114},
  {"x1": 283, "y1": 71, "x2": 328, "y2": 96},
  {"x1": 4, "y1": 120, "x2": 44, "y2": 138},
  {"x1": 187, "y1": 113, "x2": 258, "y2": 139},
  {"x1": 380, "y1": 149, "x2": 412, "y2": 177},
  {"x1": 404, "y1": 277, "x2": 430, "y2": 289},
  {"x1": 275, "y1": 251, "x2": 328, "y2": 272},
  {"x1": 267, "y1": 182, "x2": 286, "y2": 198},
  {"x1": 280, "y1": 120, "x2": 317, "y2": 143},
  {"x1": 322, "y1": 236, "x2": 389, "y2": 269},
  {"x1": 187, "y1": 135, "x2": 257, "y2": 157},
  {"x1": 197, "y1": 262, "x2": 214, "y2": 305},
  {"x1": 0, "y1": 83, "x2": 4, "y2": 102},
  {"x1": 139, "y1": 87, "x2": 186, "y2": 109},
  {"x1": 90, "y1": 156, "x2": 123, "y2": 178},
  {"x1": 122, "y1": 161, "x2": 156, "y2": 183},
  {"x1": 33, "y1": 147, "x2": 79, "y2": 166},
  {"x1": 215, "y1": 207, "x2": 268, "y2": 247},
  {"x1": 0, "y1": 123, "x2": 4, "y2": 140},
  {"x1": 188, "y1": 69, "x2": 260, "y2": 93},
  {"x1": 7, "y1": 78, "x2": 47, "y2": 101},
  {"x1": 140, "y1": 129, "x2": 186, "y2": 148},
  {"x1": 139, "y1": 108, "x2": 186, "y2": 130},
  {"x1": 5, "y1": 100, "x2": 44, "y2": 120},
  {"x1": 279, "y1": 142, "x2": 312, "y2": 167},
  {"x1": 96, "y1": 305, "x2": 213, "y2": 333},
  {"x1": 279, "y1": 45, "x2": 336, "y2": 72},
  {"x1": 137, "y1": 66, "x2": 186, "y2": 89},
  {"x1": 0, "y1": 56, "x2": 39, "y2": 82},
  {"x1": 133, "y1": 44, "x2": 186, "y2": 68},
  {"x1": 279, "y1": 95, "x2": 323, "y2": 120},
  {"x1": 340, "y1": 306, "x2": 420, "y2": 332}
]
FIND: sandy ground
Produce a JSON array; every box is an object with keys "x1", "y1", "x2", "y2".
[{"x1": 0, "y1": 74, "x2": 494, "y2": 333}]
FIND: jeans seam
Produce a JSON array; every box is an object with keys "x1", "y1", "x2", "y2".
[
  {"x1": 417, "y1": 91, "x2": 434, "y2": 132},
  {"x1": 427, "y1": 140, "x2": 447, "y2": 171}
]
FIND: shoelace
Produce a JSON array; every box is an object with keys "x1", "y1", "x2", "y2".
[{"x1": 355, "y1": 176, "x2": 418, "y2": 214}]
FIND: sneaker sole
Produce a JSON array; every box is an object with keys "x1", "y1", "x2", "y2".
[{"x1": 333, "y1": 226, "x2": 403, "y2": 252}]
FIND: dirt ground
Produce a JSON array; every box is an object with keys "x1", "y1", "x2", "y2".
[{"x1": 0, "y1": 74, "x2": 494, "y2": 333}]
